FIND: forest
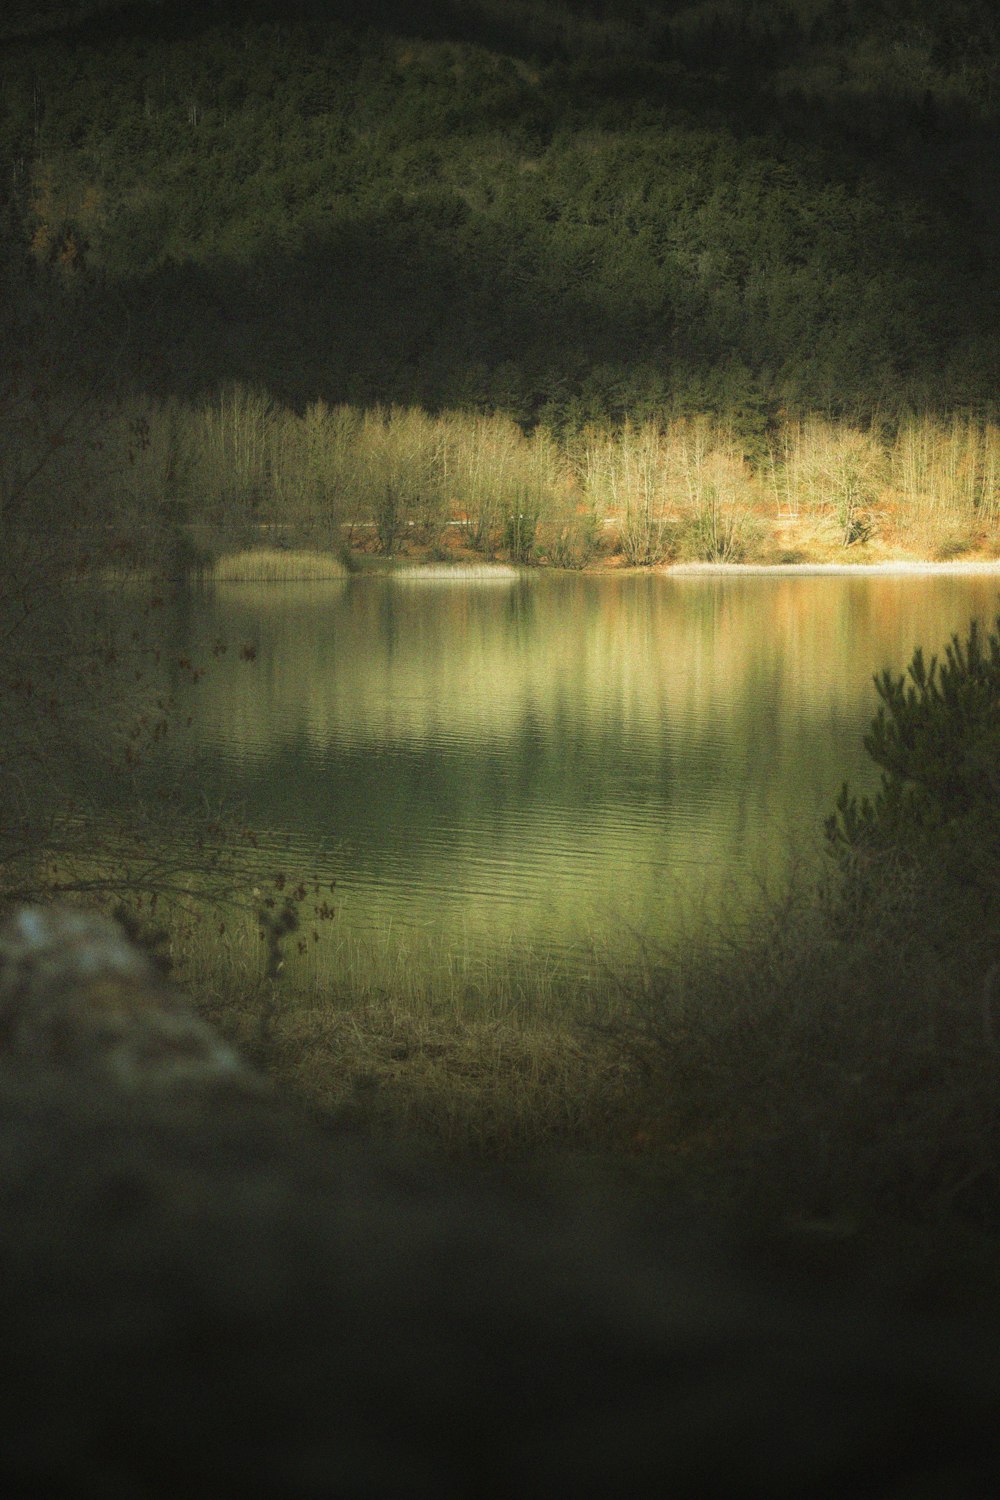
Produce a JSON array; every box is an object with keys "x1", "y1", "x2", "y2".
[
  {"x1": 1, "y1": 0, "x2": 999, "y2": 438},
  {"x1": 2, "y1": 0, "x2": 999, "y2": 576}
]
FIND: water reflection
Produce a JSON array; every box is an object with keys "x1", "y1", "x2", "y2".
[{"x1": 159, "y1": 572, "x2": 1000, "y2": 979}]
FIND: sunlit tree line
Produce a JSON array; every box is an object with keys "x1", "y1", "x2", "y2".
[{"x1": 7, "y1": 384, "x2": 997, "y2": 569}]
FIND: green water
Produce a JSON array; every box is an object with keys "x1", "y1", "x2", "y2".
[{"x1": 159, "y1": 569, "x2": 1000, "y2": 983}]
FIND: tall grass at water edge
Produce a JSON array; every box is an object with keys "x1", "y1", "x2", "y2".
[
  {"x1": 173, "y1": 913, "x2": 633, "y2": 1159},
  {"x1": 210, "y1": 547, "x2": 350, "y2": 582},
  {"x1": 165, "y1": 850, "x2": 1000, "y2": 1237},
  {"x1": 142, "y1": 811, "x2": 1000, "y2": 1322}
]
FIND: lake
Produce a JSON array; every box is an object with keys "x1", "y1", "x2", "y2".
[{"x1": 158, "y1": 567, "x2": 1000, "y2": 987}]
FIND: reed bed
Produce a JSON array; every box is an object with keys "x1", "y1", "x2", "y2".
[
  {"x1": 172, "y1": 916, "x2": 634, "y2": 1159},
  {"x1": 210, "y1": 548, "x2": 349, "y2": 582},
  {"x1": 391, "y1": 562, "x2": 522, "y2": 581}
]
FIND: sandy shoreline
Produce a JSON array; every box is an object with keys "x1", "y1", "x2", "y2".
[
  {"x1": 664, "y1": 559, "x2": 1000, "y2": 576},
  {"x1": 385, "y1": 557, "x2": 1000, "y2": 578}
]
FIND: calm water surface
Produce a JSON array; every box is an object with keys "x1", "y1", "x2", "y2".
[{"x1": 161, "y1": 570, "x2": 1000, "y2": 982}]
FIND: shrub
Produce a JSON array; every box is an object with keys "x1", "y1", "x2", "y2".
[
  {"x1": 614, "y1": 890, "x2": 1000, "y2": 1229},
  {"x1": 542, "y1": 509, "x2": 602, "y2": 568},
  {"x1": 501, "y1": 506, "x2": 539, "y2": 564},
  {"x1": 825, "y1": 613, "x2": 1000, "y2": 953},
  {"x1": 616, "y1": 617, "x2": 1000, "y2": 1237}
]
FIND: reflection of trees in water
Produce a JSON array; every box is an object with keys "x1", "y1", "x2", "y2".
[
  {"x1": 183, "y1": 575, "x2": 1000, "y2": 756},
  {"x1": 102, "y1": 572, "x2": 992, "y2": 979}
]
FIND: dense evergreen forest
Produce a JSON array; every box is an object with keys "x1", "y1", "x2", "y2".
[{"x1": 2, "y1": 0, "x2": 999, "y2": 438}]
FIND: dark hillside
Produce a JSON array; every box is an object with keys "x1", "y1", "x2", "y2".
[{"x1": 1, "y1": 0, "x2": 998, "y2": 430}]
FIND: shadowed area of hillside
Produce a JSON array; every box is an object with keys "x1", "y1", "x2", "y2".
[{"x1": 2, "y1": 0, "x2": 998, "y2": 428}]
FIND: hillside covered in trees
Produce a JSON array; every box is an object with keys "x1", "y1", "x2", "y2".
[{"x1": 2, "y1": 0, "x2": 999, "y2": 438}]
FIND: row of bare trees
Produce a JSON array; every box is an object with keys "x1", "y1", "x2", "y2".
[
  {"x1": 96, "y1": 388, "x2": 1000, "y2": 565},
  {"x1": 6, "y1": 377, "x2": 1000, "y2": 581}
]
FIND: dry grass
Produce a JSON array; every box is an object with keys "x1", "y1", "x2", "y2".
[
  {"x1": 163, "y1": 847, "x2": 1000, "y2": 1218},
  {"x1": 190, "y1": 974, "x2": 635, "y2": 1160},
  {"x1": 764, "y1": 508, "x2": 870, "y2": 562},
  {"x1": 235, "y1": 999, "x2": 634, "y2": 1158},
  {"x1": 211, "y1": 548, "x2": 349, "y2": 582},
  {"x1": 169, "y1": 913, "x2": 636, "y2": 1159},
  {"x1": 878, "y1": 506, "x2": 984, "y2": 562},
  {"x1": 391, "y1": 562, "x2": 522, "y2": 581},
  {"x1": 155, "y1": 876, "x2": 1000, "y2": 1324}
]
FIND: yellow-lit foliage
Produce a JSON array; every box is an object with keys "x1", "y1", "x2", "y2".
[{"x1": 8, "y1": 379, "x2": 1000, "y2": 567}]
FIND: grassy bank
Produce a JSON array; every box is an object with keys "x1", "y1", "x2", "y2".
[{"x1": 166, "y1": 868, "x2": 1000, "y2": 1319}]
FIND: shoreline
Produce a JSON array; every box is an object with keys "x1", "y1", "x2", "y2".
[
  {"x1": 662, "y1": 558, "x2": 1000, "y2": 576},
  {"x1": 181, "y1": 515, "x2": 1000, "y2": 582},
  {"x1": 382, "y1": 553, "x2": 1000, "y2": 579},
  {"x1": 199, "y1": 553, "x2": 1000, "y2": 584},
  {"x1": 166, "y1": 535, "x2": 1000, "y2": 585}
]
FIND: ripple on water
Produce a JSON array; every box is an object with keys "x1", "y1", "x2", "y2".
[{"x1": 139, "y1": 572, "x2": 1000, "y2": 981}]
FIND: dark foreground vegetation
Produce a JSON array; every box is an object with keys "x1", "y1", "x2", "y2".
[{"x1": 3, "y1": 904, "x2": 1000, "y2": 1498}]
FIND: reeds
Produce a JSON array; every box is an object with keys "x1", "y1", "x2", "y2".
[
  {"x1": 210, "y1": 547, "x2": 349, "y2": 582},
  {"x1": 172, "y1": 915, "x2": 631, "y2": 1159},
  {"x1": 142, "y1": 837, "x2": 1000, "y2": 1246}
]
